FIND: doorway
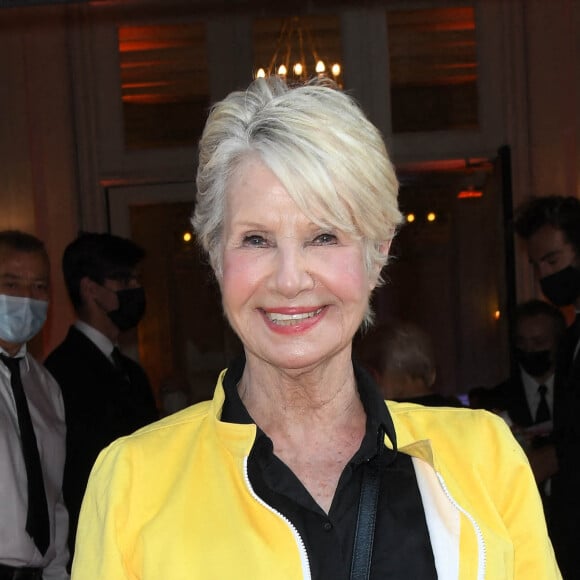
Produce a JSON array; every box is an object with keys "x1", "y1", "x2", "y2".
[
  {"x1": 108, "y1": 182, "x2": 238, "y2": 410},
  {"x1": 372, "y1": 155, "x2": 513, "y2": 397}
]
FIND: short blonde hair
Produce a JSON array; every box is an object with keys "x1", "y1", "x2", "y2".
[{"x1": 193, "y1": 77, "x2": 402, "y2": 324}]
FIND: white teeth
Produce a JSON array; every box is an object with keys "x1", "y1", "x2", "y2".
[{"x1": 266, "y1": 308, "x2": 323, "y2": 325}]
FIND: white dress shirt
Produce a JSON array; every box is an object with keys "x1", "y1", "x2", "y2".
[
  {"x1": 0, "y1": 345, "x2": 69, "y2": 579},
  {"x1": 521, "y1": 369, "x2": 555, "y2": 422}
]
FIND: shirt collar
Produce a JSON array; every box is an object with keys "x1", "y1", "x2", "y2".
[
  {"x1": 74, "y1": 320, "x2": 116, "y2": 360},
  {"x1": 520, "y1": 367, "x2": 555, "y2": 405},
  {"x1": 0, "y1": 344, "x2": 30, "y2": 372}
]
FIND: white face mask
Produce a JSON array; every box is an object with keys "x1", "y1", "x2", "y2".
[{"x1": 0, "y1": 294, "x2": 49, "y2": 344}]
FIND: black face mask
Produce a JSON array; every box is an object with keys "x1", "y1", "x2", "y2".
[
  {"x1": 540, "y1": 265, "x2": 580, "y2": 307},
  {"x1": 107, "y1": 287, "x2": 146, "y2": 332},
  {"x1": 515, "y1": 348, "x2": 552, "y2": 378}
]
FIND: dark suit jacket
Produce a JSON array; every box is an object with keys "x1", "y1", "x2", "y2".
[
  {"x1": 549, "y1": 317, "x2": 580, "y2": 577},
  {"x1": 45, "y1": 325, "x2": 159, "y2": 559},
  {"x1": 488, "y1": 374, "x2": 535, "y2": 428}
]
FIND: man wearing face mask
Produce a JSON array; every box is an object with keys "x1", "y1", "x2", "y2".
[
  {"x1": 490, "y1": 300, "x2": 565, "y2": 432},
  {"x1": 514, "y1": 195, "x2": 580, "y2": 578},
  {"x1": 44, "y1": 232, "x2": 158, "y2": 566},
  {"x1": 0, "y1": 231, "x2": 69, "y2": 580}
]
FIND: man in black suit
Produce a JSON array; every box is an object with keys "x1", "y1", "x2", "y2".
[
  {"x1": 490, "y1": 299, "x2": 565, "y2": 430},
  {"x1": 514, "y1": 196, "x2": 580, "y2": 578},
  {"x1": 45, "y1": 232, "x2": 159, "y2": 565}
]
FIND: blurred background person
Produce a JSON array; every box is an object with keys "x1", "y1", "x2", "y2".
[
  {"x1": 44, "y1": 232, "x2": 159, "y2": 566},
  {"x1": 356, "y1": 320, "x2": 463, "y2": 407},
  {"x1": 0, "y1": 230, "x2": 69, "y2": 579},
  {"x1": 486, "y1": 299, "x2": 566, "y2": 520},
  {"x1": 514, "y1": 195, "x2": 580, "y2": 577},
  {"x1": 488, "y1": 299, "x2": 565, "y2": 432},
  {"x1": 159, "y1": 372, "x2": 191, "y2": 417}
]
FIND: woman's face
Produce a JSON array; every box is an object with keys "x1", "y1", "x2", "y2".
[{"x1": 221, "y1": 158, "x2": 377, "y2": 372}]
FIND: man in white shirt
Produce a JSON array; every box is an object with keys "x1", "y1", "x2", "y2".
[
  {"x1": 0, "y1": 230, "x2": 68, "y2": 580},
  {"x1": 490, "y1": 300, "x2": 565, "y2": 431}
]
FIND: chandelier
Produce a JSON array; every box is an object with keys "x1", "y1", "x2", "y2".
[{"x1": 254, "y1": 17, "x2": 342, "y2": 87}]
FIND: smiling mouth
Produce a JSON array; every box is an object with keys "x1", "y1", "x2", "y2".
[{"x1": 264, "y1": 308, "x2": 324, "y2": 326}]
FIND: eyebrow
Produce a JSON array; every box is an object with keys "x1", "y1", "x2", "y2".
[
  {"x1": 529, "y1": 249, "x2": 561, "y2": 265},
  {"x1": 0, "y1": 273, "x2": 48, "y2": 282},
  {"x1": 539, "y1": 250, "x2": 562, "y2": 262}
]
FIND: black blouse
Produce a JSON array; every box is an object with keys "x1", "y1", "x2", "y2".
[{"x1": 221, "y1": 355, "x2": 437, "y2": 579}]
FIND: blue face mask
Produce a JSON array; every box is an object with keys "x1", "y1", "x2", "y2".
[{"x1": 0, "y1": 294, "x2": 49, "y2": 344}]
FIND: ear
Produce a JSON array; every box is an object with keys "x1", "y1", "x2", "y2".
[
  {"x1": 378, "y1": 240, "x2": 392, "y2": 260},
  {"x1": 369, "y1": 240, "x2": 392, "y2": 290},
  {"x1": 79, "y1": 276, "x2": 97, "y2": 301}
]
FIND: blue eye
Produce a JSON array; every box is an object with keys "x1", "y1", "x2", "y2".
[
  {"x1": 242, "y1": 235, "x2": 268, "y2": 247},
  {"x1": 313, "y1": 233, "x2": 338, "y2": 245}
]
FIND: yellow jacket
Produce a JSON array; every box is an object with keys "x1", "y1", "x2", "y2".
[{"x1": 72, "y1": 371, "x2": 560, "y2": 579}]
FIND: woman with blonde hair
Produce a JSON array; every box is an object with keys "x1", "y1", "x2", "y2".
[{"x1": 72, "y1": 77, "x2": 559, "y2": 579}]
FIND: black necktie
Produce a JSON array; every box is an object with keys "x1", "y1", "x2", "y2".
[
  {"x1": 111, "y1": 347, "x2": 131, "y2": 386},
  {"x1": 535, "y1": 384, "x2": 550, "y2": 424},
  {"x1": 0, "y1": 355, "x2": 50, "y2": 554},
  {"x1": 111, "y1": 347, "x2": 125, "y2": 371}
]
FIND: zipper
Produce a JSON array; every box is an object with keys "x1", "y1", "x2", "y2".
[
  {"x1": 436, "y1": 472, "x2": 486, "y2": 580},
  {"x1": 243, "y1": 456, "x2": 312, "y2": 579}
]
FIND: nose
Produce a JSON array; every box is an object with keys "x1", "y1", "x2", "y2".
[
  {"x1": 536, "y1": 262, "x2": 554, "y2": 280},
  {"x1": 20, "y1": 283, "x2": 36, "y2": 299},
  {"x1": 272, "y1": 243, "x2": 314, "y2": 297}
]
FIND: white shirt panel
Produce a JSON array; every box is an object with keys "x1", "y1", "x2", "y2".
[{"x1": 521, "y1": 369, "x2": 555, "y2": 419}]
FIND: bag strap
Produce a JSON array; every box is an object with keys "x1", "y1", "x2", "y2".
[{"x1": 350, "y1": 458, "x2": 381, "y2": 580}]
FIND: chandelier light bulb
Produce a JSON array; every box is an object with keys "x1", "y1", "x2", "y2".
[{"x1": 257, "y1": 18, "x2": 343, "y2": 85}]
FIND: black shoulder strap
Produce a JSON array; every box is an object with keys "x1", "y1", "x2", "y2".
[{"x1": 350, "y1": 458, "x2": 381, "y2": 580}]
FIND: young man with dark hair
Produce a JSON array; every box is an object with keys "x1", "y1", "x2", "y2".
[
  {"x1": 0, "y1": 230, "x2": 69, "y2": 579},
  {"x1": 45, "y1": 232, "x2": 158, "y2": 564},
  {"x1": 514, "y1": 195, "x2": 580, "y2": 577}
]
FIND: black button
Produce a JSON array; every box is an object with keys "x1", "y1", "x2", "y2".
[{"x1": 322, "y1": 521, "x2": 333, "y2": 531}]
